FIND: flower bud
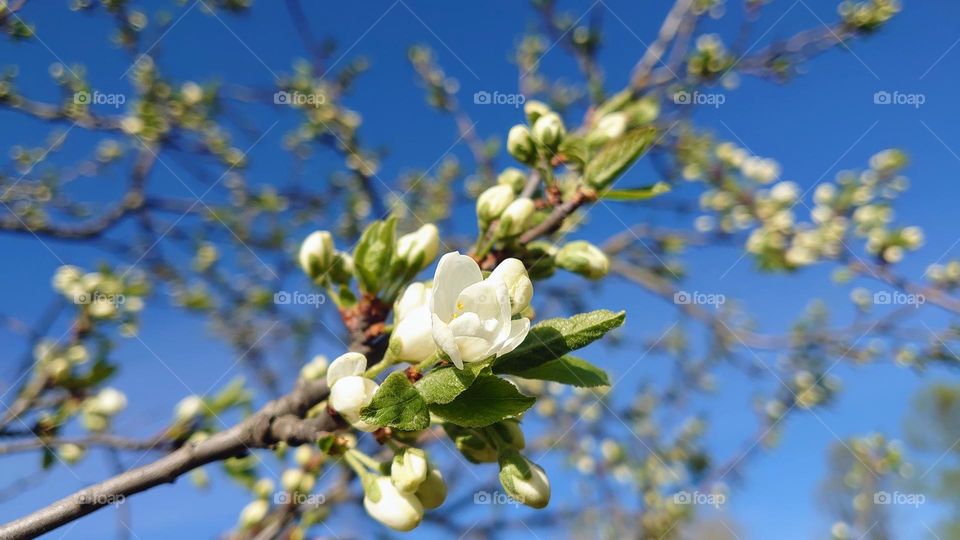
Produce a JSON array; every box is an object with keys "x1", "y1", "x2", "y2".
[
  {"x1": 239, "y1": 499, "x2": 269, "y2": 529},
  {"x1": 592, "y1": 112, "x2": 627, "y2": 142},
  {"x1": 415, "y1": 465, "x2": 447, "y2": 509},
  {"x1": 294, "y1": 445, "x2": 314, "y2": 467},
  {"x1": 507, "y1": 125, "x2": 537, "y2": 164},
  {"x1": 497, "y1": 198, "x2": 536, "y2": 238},
  {"x1": 477, "y1": 185, "x2": 516, "y2": 224},
  {"x1": 532, "y1": 112, "x2": 565, "y2": 150},
  {"x1": 174, "y1": 395, "x2": 205, "y2": 421},
  {"x1": 497, "y1": 450, "x2": 551, "y2": 509},
  {"x1": 281, "y1": 468, "x2": 306, "y2": 492},
  {"x1": 389, "y1": 306, "x2": 437, "y2": 362},
  {"x1": 89, "y1": 387, "x2": 127, "y2": 416},
  {"x1": 490, "y1": 419, "x2": 525, "y2": 450},
  {"x1": 363, "y1": 476, "x2": 424, "y2": 532},
  {"x1": 525, "y1": 241, "x2": 557, "y2": 280},
  {"x1": 299, "y1": 355, "x2": 328, "y2": 381},
  {"x1": 489, "y1": 258, "x2": 533, "y2": 315},
  {"x1": 396, "y1": 224, "x2": 440, "y2": 272},
  {"x1": 556, "y1": 241, "x2": 609, "y2": 279},
  {"x1": 328, "y1": 375, "x2": 379, "y2": 432},
  {"x1": 253, "y1": 478, "x2": 275, "y2": 499},
  {"x1": 391, "y1": 448, "x2": 429, "y2": 493},
  {"x1": 451, "y1": 430, "x2": 498, "y2": 463},
  {"x1": 497, "y1": 167, "x2": 527, "y2": 192},
  {"x1": 523, "y1": 100, "x2": 551, "y2": 125},
  {"x1": 298, "y1": 231, "x2": 335, "y2": 280},
  {"x1": 394, "y1": 282, "x2": 431, "y2": 321},
  {"x1": 327, "y1": 252, "x2": 353, "y2": 285},
  {"x1": 58, "y1": 443, "x2": 85, "y2": 464},
  {"x1": 326, "y1": 352, "x2": 367, "y2": 387}
]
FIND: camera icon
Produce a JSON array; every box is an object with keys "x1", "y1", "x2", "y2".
[
  {"x1": 74, "y1": 91, "x2": 91, "y2": 105},
  {"x1": 73, "y1": 291, "x2": 91, "y2": 305},
  {"x1": 274, "y1": 291, "x2": 292, "y2": 305},
  {"x1": 473, "y1": 91, "x2": 491, "y2": 105},
  {"x1": 874, "y1": 491, "x2": 891, "y2": 505},
  {"x1": 673, "y1": 90, "x2": 691, "y2": 105},
  {"x1": 873, "y1": 291, "x2": 892, "y2": 305},
  {"x1": 673, "y1": 491, "x2": 692, "y2": 505},
  {"x1": 674, "y1": 291, "x2": 691, "y2": 305},
  {"x1": 273, "y1": 91, "x2": 291, "y2": 105},
  {"x1": 474, "y1": 490, "x2": 491, "y2": 504},
  {"x1": 873, "y1": 91, "x2": 891, "y2": 105}
]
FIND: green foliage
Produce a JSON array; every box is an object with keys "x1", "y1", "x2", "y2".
[
  {"x1": 415, "y1": 361, "x2": 489, "y2": 405},
  {"x1": 500, "y1": 355, "x2": 609, "y2": 387},
  {"x1": 352, "y1": 217, "x2": 397, "y2": 295},
  {"x1": 585, "y1": 128, "x2": 656, "y2": 190},
  {"x1": 360, "y1": 371, "x2": 430, "y2": 431},
  {"x1": 493, "y1": 309, "x2": 625, "y2": 373},
  {"x1": 429, "y1": 375, "x2": 535, "y2": 428}
]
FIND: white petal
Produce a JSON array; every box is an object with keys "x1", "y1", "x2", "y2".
[
  {"x1": 326, "y1": 352, "x2": 367, "y2": 387},
  {"x1": 393, "y1": 306, "x2": 438, "y2": 361},
  {"x1": 431, "y1": 252, "x2": 482, "y2": 322},
  {"x1": 431, "y1": 314, "x2": 463, "y2": 369},
  {"x1": 456, "y1": 336, "x2": 496, "y2": 363},
  {"x1": 329, "y1": 376, "x2": 377, "y2": 422},
  {"x1": 497, "y1": 318, "x2": 530, "y2": 356}
]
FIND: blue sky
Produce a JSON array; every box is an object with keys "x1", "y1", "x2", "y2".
[{"x1": 1, "y1": 1, "x2": 960, "y2": 538}]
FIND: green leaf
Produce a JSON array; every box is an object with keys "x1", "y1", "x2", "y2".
[
  {"x1": 352, "y1": 217, "x2": 397, "y2": 294},
  {"x1": 416, "y1": 361, "x2": 489, "y2": 404},
  {"x1": 502, "y1": 355, "x2": 610, "y2": 387},
  {"x1": 429, "y1": 375, "x2": 534, "y2": 428},
  {"x1": 493, "y1": 309, "x2": 625, "y2": 373},
  {"x1": 360, "y1": 371, "x2": 430, "y2": 431},
  {"x1": 585, "y1": 128, "x2": 656, "y2": 190},
  {"x1": 600, "y1": 181, "x2": 671, "y2": 201}
]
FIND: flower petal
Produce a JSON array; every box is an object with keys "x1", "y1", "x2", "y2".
[
  {"x1": 432, "y1": 314, "x2": 463, "y2": 369},
  {"x1": 326, "y1": 352, "x2": 367, "y2": 387},
  {"x1": 497, "y1": 318, "x2": 530, "y2": 356},
  {"x1": 431, "y1": 252, "x2": 482, "y2": 322}
]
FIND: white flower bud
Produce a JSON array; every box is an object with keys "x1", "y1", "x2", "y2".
[
  {"x1": 174, "y1": 395, "x2": 205, "y2": 421},
  {"x1": 253, "y1": 478, "x2": 274, "y2": 499},
  {"x1": 488, "y1": 258, "x2": 533, "y2": 315},
  {"x1": 391, "y1": 448, "x2": 429, "y2": 493},
  {"x1": 329, "y1": 375, "x2": 379, "y2": 432},
  {"x1": 498, "y1": 198, "x2": 536, "y2": 238},
  {"x1": 593, "y1": 112, "x2": 628, "y2": 141},
  {"x1": 523, "y1": 100, "x2": 550, "y2": 125},
  {"x1": 396, "y1": 224, "x2": 440, "y2": 271},
  {"x1": 416, "y1": 466, "x2": 447, "y2": 509},
  {"x1": 90, "y1": 387, "x2": 127, "y2": 416},
  {"x1": 507, "y1": 125, "x2": 536, "y2": 164},
  {"x1": 498, "y1": 451, "x2": 551, "y2": 509},
  {"x1": 390, "y1": 306, "x2": 437, "y2": 362},
  {"x1": 395, "y1": 282, "x2": 431, "y2": 321},
  {"x1": 363, "y1": 476, "x2": 424, "y2": 532},
  {"x1": 299, "y1": 355, "x2": 329, "y2": 381},
  {"x1": 326, "y1": 352, "x2": 367, "y2": 387},
  {"x1": 556, "y1": 241, "x2": 609, "y2": 279},
  {"x1": 298, "y1": 231, "x2": 335, "y2": 280},
  {"x1": 497, "y1": 168, "x2": 527, "y2": 192},
  {"x1": 532, "y1": 112, "x2": 565, "y2": 150},
  {"x1": 294, "y1": 445, "x2": 314, "y2": 467},
  {"x1": 477, "y1": 185, "x2": 516, "y2": 224},
  {"x1": 770, "y1": 181, "x2": 799, "y2": 204},
  {"x1": 58, "y1": 443, "x2": 85, "y2": 464},
  {"x1": 239, "y1": 500, "x2": 269, "y2": 529},
  {"x1": 490, "y1": 419, "x2": 526, "y2": 450},
  {"x1": 281, "y1": 468, "x2": 306, "y2": 492}
]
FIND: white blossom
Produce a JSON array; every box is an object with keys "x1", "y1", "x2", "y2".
[
  {"x1": 430, "y1": 253, "x2": 530, "y2": 369},
  {"x1": 363, "y1": 476, "x2": 424, "y2": 532}
]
